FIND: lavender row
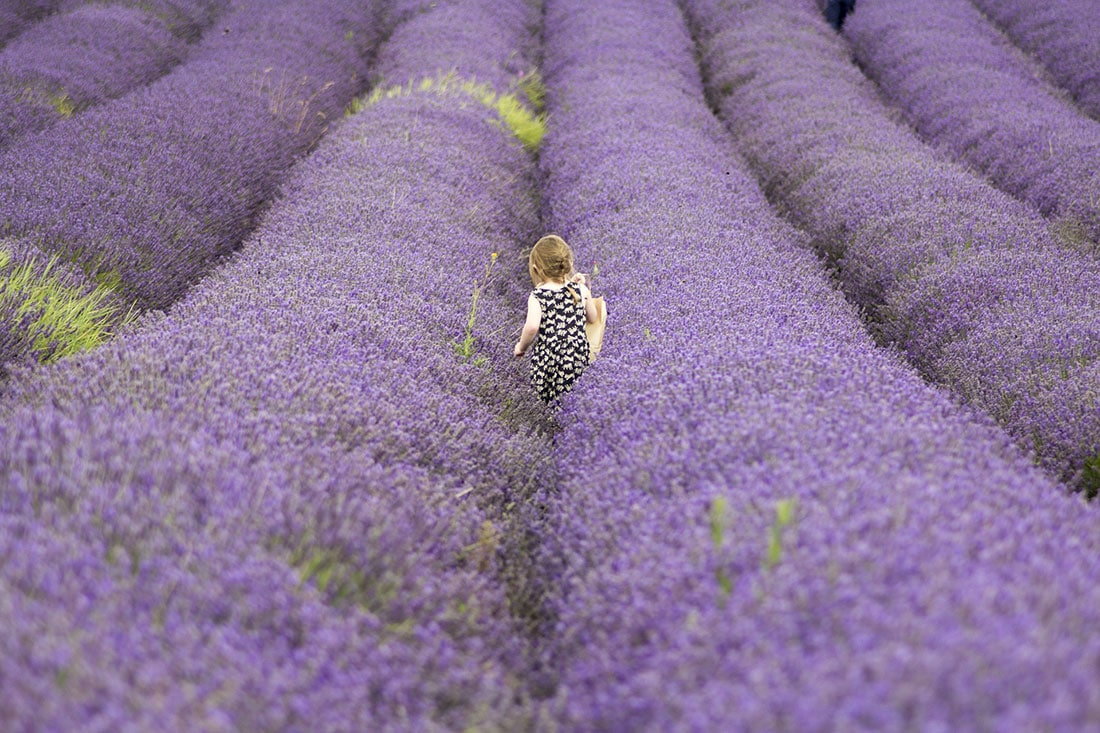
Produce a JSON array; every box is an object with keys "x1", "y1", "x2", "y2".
[
  {"x1": 969, "y1": 0, "x2": 1100, "y2": 122},
  {"x1": 0, "y1": 0, "x2": 228, "y2": 147},
  {"x1": 842, "y1": 0, "x2": 1100, "y2": 246},
  {"x1": 0, "y1": 0, "x2": 60, "y2": 46},
  {"x1": 0, "y1": 0, "x2": 383, "y2": 342},
  {"x1": 682, "y1": 0, "x2": 1100, "y2": 492},
  {"x1": 0, "y1": 0, "x2": 550, "y2": 728},
  {"x1": 373, "y1": 0, "x2": 539, "y2": 92},
  {"x1": 54, "y1": 0, "x2": 229, "y2": 37},
  {"x1": 531, "y1": 0, "x2": 1100, "y2": 727}
]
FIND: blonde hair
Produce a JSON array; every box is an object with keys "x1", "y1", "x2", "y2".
[
  {"x1": 529, "y1": 234, "x2": 573, "y2": 286},
  {"x1": 529, "y1": 234, "x2": 582, "y2": 306}
]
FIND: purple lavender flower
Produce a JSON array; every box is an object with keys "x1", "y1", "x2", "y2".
[
  {"x1": 0, "y1": 0, "x2": 549, "y2": 728},
  {"x1": 969, "y1": 0, "x2": 1100, "y2": 122},
  {"x1": 65, "y1": 0, "x2": 229, "y2": 41},
  {"x1": 842, "y1": 0, "x2": 1100, "y2": 245},
  {"x1": 0, "y1": 0, "x2": 61, "y2": 46},
  {"x1": 5, "y1": 0, "x2": 1100, "y2": 729},
  {"x1": 0, "y1": 1, "x2": 230, "y2": 147},
  {"x1": 683, "y1": 0, "x2": 1100, "y2": 491},
  {"x1": 0, "y1": 0, "x2": 384, "y2": 379},
  {"x1": 532, "y1": 0, "x2": 1100, "y2": 728}
]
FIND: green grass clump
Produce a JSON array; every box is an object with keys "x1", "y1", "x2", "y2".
[
  {"x1": 49, "y1": 93, "x2": 75, "y2": 118},
  {"x1": 708, "y1": 497, "x2": 733, "y2": 601},
  {"x1": 292, "y1": 543, "x2": 407, "y2": 622},
  {"x1": 516, "y1": 70, "x2": 546, "y2": 112},
  {"x1": 490, "y1": 91, "x2": 545, "y2": 151},
  {"x1": 764, "y1": 498, "x2": 798, "y2": 569},
  {"x1": 0, "y1": 249, "x2": 134, "y2": 363},
  {"x1": 16, "y1": 84, "x2": 75, "y2": 117},
  {"x1": 349, "y1": 70, "x2": 547, "y2": 151},
  {"x1": 1081, "y1": 454, "x2": 1100, "y2": 499}
]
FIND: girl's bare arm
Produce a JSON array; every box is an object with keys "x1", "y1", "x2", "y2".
[
  {"x1": 580, "y1": 282, "x2": 599, "y2": 324},
  {"x1": 514, "y1": 293, "x2": 541, "y2": 356}
]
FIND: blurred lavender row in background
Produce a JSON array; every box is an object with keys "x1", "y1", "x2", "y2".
[
  {"x1": 0, "y1": 0, "x2": 228, "y2": 147},
  {"x1": 970, "y1": 0, "x2": 1100, "y2": 122},
  {"x1": 843, "y1": 0, "x2": 1100, "y2": 246},
  {"x1": 0, "y1": 0, "x2": 386, "y2": 381},
  {"x1": 531, "y1": 0, "x2": 1100, "y2": 728},
  {"x1": 0, "y1": 0, "x2": 554, "y2": 727},
  {"x1": 0, "y1": 0, "x2": 61, "y2": 46},
  {"x1": 684, "y1": 0, "x2": 1100, "y2": 493}
]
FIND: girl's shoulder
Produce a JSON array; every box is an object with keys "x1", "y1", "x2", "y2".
[{"x1": 533, "y1": 282, "x2": 568, "y2": 301}]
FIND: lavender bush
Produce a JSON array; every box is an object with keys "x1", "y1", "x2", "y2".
[
  {"x1": 0, "y1": 0, "x2": 552, "y2": 728},
  {"x1": 842, "y1": 0, "x2": 1100, "y2": 246},
  {"x1": 0, "y1": 1, "x2": 228, "y2": 147},
  {"x1": 55, "y1": 0, "x2": 228, "y2": 38},
  {"x1": 681, "y1": 0, "x2": 1100, "y2": 492},
  {"x1": 969, "y1": 0, "x2": 1100, "y2": 122},
  {"x1": 532, "y1": 0, "x2": 1100, "y2": 727},
  {"x1": 0, "y1": 0, "x2": 383, "y2": 379},
  {"x1": 373, "y1": 0, "x2": 539, "y2": 92},
  {"x1": 0, "y1": 0, "x2": 61, "y2": 46}
]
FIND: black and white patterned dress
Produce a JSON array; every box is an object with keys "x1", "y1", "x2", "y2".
[{"x1": 530, "y1": 282, "x2": 590, "y2": 403}]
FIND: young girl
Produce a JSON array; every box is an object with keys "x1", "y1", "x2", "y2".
[{"x1": 514, "y1": 234, "x2": 599, "y2": 403}]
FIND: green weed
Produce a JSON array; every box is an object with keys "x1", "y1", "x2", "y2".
[
  {"x1": 453, "y1": 251, "x2": 498, "y2": 363},
  {"x1": 16, "y1": 84, "x2": 75, "y2": 117},
  {"x1": 50, "y1": 93, "x2": 74, "y2": 118},
  {"x1": 708, "y1": 497, "x2": 733, "y2": 600},
  {"x1": 489, "y1": 91, "x2": 545, "y2": 150},
  {"x1": 1081, "y1": 454, "x2": 1100, "y2": 499},
  {"x1": 293, "y1": 544, "x2": 401, "y2": 615},
  {"x1": 764, "y1": 498, "x2": 798, "y2": 569},
  {"x1": 0, "y1": 250, "x2": 135, "y2": 362},
  {"x1": 517, "y1": 69, "x2": 546, "y2": 112}
]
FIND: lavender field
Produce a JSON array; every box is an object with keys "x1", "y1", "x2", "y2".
[{"x1": 2, "y1": 0, "x2": 1099, "y2": 729}]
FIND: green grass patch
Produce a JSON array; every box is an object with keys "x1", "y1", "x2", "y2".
[
  {"x1": 49, "y1": 93, "x2": 75, "y2": 118},
  {"x1": 708, "y1": 497, "x2": 733, "y2": 601},
  {"x1": 17, "y1": 84, "x2": 76, "y2": 117},
  {"x1": 1081, "y1": 454, "x2": 1100, "y2": 499},
  {"x1": 764, "y1": 498, "x2": 798, "y2": 570},
  {"x1": 516, "y1": 69, "x2": 546, "y2": 112},
  {"x1": 0, "y1": 249, "x2": 134, "y2": 363},
  {"x1": 291, "y1": 542, "x2": 411, "y2": 624},
  {"x1": 349, "y1": 70, "x2": 547, "y2": 151}
]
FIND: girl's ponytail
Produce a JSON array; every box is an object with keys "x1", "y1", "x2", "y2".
[{"x1": 568, "y1": 281, "x2": 581, "y2": 306}]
